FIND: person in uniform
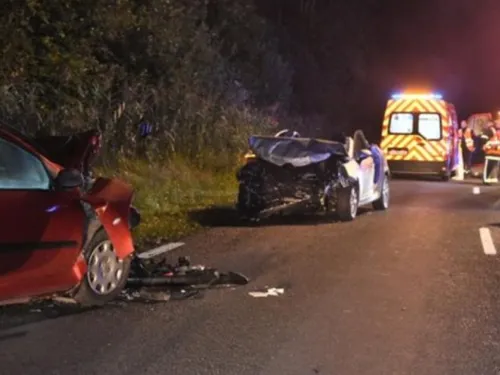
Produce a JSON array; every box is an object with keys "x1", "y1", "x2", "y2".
[{"x1": 482, "y1": 121, "x2": 500, "y2": 183}]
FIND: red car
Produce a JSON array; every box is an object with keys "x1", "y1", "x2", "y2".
[{"x1": 0, "y1": 126, "x2": 140, "y2": 306}]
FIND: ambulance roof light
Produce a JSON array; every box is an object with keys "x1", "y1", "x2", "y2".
[{"x1": 391, "y1": 93, "x2": 442, "y2": 100}]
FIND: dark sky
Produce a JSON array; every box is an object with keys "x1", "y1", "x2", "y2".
[
  {"x1": 257, "y1": 0, "x2": 500, "y2": 130},
  {"x1": 376, "y1": 0, "x2": 500, "y2": 116}
]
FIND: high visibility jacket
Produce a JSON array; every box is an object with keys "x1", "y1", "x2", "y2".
[
  {"x1": 483, "y1": 127, "x2": 500, "y2": 156},
  {"x1": 459, "y1": 127, "x2": 475, "y2": 152}
]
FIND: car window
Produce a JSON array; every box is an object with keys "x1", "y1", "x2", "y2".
[{"x1": 0, "y1": 137, "x2": 51, "y2": 190}]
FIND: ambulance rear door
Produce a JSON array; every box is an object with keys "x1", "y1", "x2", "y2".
[{"x1": 386, "y1": 111, "x2": 444, "y2": 162}]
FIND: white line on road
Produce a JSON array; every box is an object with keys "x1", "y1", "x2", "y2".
[
  {"x1": 479, "y1": 227, "x2": 497, "y2": 255},
  {"x1": 137, "y1": 242, "x2": 185, "y2": 260}
]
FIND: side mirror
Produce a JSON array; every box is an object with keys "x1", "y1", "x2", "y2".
[{"x1": 55, "y1": 168, "x2": 84, "y2": 190}]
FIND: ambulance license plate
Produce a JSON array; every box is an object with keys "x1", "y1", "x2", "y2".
[{"x1": 388, "y1": 148, "x2": 408, "y2": 156}]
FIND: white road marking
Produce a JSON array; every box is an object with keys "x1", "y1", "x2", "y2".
[
  {"x1": 137, "y1": 242, "x2": 185, "y2": 260},
  {"x1": 472, "y1": 186, "x2": 480, "y2": 195},
  {"x1": 479, "y1": 228, "x2": 497, "y2": 255}
]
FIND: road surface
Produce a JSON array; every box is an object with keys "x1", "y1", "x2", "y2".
[{"x1": 2, "y1": 179, "x2": 500, "y2": 375}]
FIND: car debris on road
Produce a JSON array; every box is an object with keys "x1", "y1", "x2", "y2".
[{"x1": 122, "y1": 254, "x2": 249, "y2": 302}]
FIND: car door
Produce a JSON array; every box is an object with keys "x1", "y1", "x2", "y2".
[
  {"x1": 0, "y1": 136, "x2": 86, "y2": 302},
  {"x1": 358, "y1": 153, "x2": 375, "y2": 202},
  {"x1": 415, "y1": 112, "x2": 444, "y2": 162}
]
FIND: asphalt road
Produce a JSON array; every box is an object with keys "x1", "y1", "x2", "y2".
[{"x1": 2, "y1": 178, "x2": 500, "y2": 375}]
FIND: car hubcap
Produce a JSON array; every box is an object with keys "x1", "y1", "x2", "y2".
[
  {"x1": 382, "y1": 177, "x2": 389, "y2": 207},
  {"x1": 87, "y1": 241, "x2": 125, "y2": 295},
  {"x1": 350, "y1": 188, "x2": 358, "y2": 218}
]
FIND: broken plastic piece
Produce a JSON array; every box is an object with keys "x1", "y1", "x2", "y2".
[
  {"x1": 249, "y1": 287, "x2": 285, "y2": 298},
  {"x1": 124, "y1": 254, "x2": 249, "y2": 303}
]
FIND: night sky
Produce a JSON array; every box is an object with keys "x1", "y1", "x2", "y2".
[{"x1": 257, "y1": 0, "x2": 500, "y2": 137}]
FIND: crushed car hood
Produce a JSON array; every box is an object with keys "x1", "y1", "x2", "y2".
[{"x1": 248, "y1": 136, "x2": 348, "y2": 167}]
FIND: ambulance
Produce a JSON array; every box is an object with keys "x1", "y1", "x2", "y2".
[{"x1": 380, "y1": 92, "x2": 460, "y2": 180}]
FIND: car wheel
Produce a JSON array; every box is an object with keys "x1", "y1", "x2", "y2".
[
  {"x1": 73, "y1": 229, "x2": 131, "y2": 307},
  {"x1": 237, "y1": 183, "x2": 262, "y2": 222},
  {"x1": 337, "y1": 185, "x2": 358, "y2": 221},
  {"x1": 373, "y1": 174, "x2": 389, "y2": 210}
]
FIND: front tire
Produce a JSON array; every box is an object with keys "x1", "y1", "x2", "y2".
[
  {"x1": 337, "y1": 185, "x2": 358, "y2": 221},
  {"x1": 237, "y1": 183, "x2": 262, "y2": 221},
  {"x1": 73, "y1": 229, "x2": 131, "y2": 307}
]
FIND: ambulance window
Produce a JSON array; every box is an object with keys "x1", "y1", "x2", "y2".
[
  {"x1": 389, "y1": 113, "x2": 413, "y2": 134},
  {"x1": 417, "y1": 113, "x2": 441, "y2": 140}
]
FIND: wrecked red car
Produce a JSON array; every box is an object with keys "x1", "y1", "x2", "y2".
[{"x1": 0, "y1": 125, "x2": 140, "y2": 306}]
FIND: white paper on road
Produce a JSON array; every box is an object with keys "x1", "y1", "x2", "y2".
[
  {"x1": 479, "y1": 227, "x2": 497, "y2": 255},
  {"x1": 137, "y1": 242, "x2": 185, "y2": 260},
  {"x1": 472, "y1": 186, "x2": 480, "y2": 195},
  {"x1": 249, "y1": 288, "x2": 285, "y2": 298}
]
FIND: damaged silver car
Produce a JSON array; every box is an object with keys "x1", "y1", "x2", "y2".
[{"x1": 236, "y1": 129, "x2": 390, "y2": 222}]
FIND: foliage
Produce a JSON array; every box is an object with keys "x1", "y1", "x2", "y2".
[{"x1": 0, "y1": 0, "x2": 293, "y2": 162}]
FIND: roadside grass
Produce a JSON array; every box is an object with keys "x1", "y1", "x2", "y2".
[{"x1": 98, "y1": 156, "x2": 240, "y2": 246}]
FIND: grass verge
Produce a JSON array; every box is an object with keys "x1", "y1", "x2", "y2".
[{"x1": 98, "y1": 157, "x2": 240, "y2": 247}]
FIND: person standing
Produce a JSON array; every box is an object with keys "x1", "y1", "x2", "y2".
[
  {"x1": 458, "y1": 120, "x2": 475, "y2": 175},
  {"x1": 482, "y1": 121, "x2": 500, "y2": 183}
]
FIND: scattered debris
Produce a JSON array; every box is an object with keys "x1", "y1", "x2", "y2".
[
  {"x1": 248, "y1": 287, "x2": 285, "y2": 298},
  {"x1": 473, "y1": 186, "x2": 481, "y2": 195},
  {"x1": 51, "y1": 296, "x2": 78, "y2": 304},
  {"x1": 124, "y1": 255, "x2": 249, "y2": 302}
]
